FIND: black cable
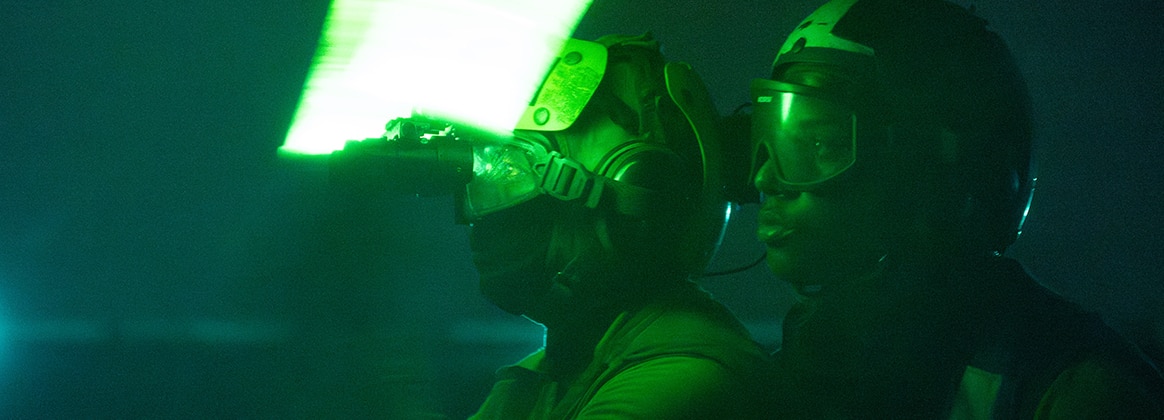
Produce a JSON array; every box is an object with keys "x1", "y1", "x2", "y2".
[{"x1": 702, "y1": 250, "x2": 767, "y2": 277}]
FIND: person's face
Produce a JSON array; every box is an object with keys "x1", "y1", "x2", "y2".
[
  {"x1": 469, "y1": 195, "x2": 558, "y2": 316},
  {"x1": 752, "y1": 65, "x2": 908, "y2": 290},
  {"x1": 753, "y1": 160, "x2": 902, "y2": 290},
  {"x1": 468, "y1": 111, "x2": 637, "y2": 316}
]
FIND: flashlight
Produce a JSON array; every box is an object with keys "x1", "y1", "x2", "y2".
[{"x1": 328, "y1": 116, "x2": 474, "y2": 198}]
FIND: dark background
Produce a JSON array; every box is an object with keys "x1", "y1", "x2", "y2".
[{"x1": 1, "y1": 0, "x2": 1161, "y2": 418}]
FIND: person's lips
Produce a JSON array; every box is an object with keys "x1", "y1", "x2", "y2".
[
  {"x1": 758, "y1": 224, "x2": 794, "y2": 246},
  {"x1": 757, "y1": 208, "x2": 794, "y2": 246}
]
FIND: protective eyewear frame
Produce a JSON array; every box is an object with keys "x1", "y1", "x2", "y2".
[{"x1": 750, "y1": 78, "x2": 859, "y2": 192}]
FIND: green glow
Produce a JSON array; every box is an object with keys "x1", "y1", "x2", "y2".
[
  {"x1": 280, "y1": 0, "x2": 594, "y2": 155},
  {"x1": 781, "y1": 92, "x2": 794, "y2": 124}
]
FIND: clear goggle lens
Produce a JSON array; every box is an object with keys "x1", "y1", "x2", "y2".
[
  {"x1": 751, "y1": 79, "x2": 857, "y2": 191},
  {"x1": 462, "y1": 132, "x2": 554, "y2": 221}
]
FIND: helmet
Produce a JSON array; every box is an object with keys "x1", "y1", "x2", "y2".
[
  {"x1": 470, "y1": 34, "x2": 728, "y2": 271},
  {"x1": 752, "y1": 0, "x2": 1034, "y2": 253},
  {"x1": 470, "y1": 34, "x2": 731, "y2": 316}
]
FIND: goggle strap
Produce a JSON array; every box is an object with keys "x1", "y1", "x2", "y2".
[
  {"x1": 538, "y1": 153, "x2": 599, "y2": 204},
  {"x1": 535, "y1": 152, "x2": 660, "y2": 218}
]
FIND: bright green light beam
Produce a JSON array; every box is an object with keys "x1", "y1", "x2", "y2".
[{"x1": 280, "y1": 0, "x2": 594, "y2": 156}]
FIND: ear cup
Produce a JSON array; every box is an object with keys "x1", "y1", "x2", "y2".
[
  {"x1": 588, "y1": 60, "x2": 730, "y2": 278},
  {"x1": 965, "y1": 159, "x2": 1029, "y2": 253},
  {"x1": 931, "y1": 121, "x2": 1030, "y2": 253},
  {"x1": 558, "y1": 35, "x2": 728, "y2": 279},
  {"x1": 885, "y1": 123, "x2": 1028, "y2": 254},
  {"x1": 592, "y1": 141, "x2": 697, "y2": 272}
]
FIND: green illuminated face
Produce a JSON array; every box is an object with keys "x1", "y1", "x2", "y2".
[
  {"x1": 753, "y1": 65, "x2": 905, "y2": 290},
  {"x1": 754, "y1": 163, "x2": 899, "y2": 290}
]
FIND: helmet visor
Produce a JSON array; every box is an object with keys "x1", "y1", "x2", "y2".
[{"x1": 751, "y1": 79, "x2": 857, "y2": 190}]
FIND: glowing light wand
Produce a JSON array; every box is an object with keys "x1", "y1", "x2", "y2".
[{"x1": 279, "y1": 0, "x2": 594, "y2": 156}]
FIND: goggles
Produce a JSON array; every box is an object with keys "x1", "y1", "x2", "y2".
[
  {"x1": 461, "y1": 38, "x2": 608, "y2": 222},
  {"x1": 462, "y1": 131, "x2": 603, "y2": 221},
  {"x1": 750, "y1": 78, "x2": 858, "y2": 192}
]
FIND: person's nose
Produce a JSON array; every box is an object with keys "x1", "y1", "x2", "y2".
[{"x1": 754, "y1": 159, "x2": 801, "y2": 201}]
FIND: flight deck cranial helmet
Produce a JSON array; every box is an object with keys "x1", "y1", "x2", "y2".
[
  {"x1": 751, "y1": 0, "x2": 1035, "y2": 254},
  {"x1": 467, "y1": 34, "x2": 731, "y2": 315}
]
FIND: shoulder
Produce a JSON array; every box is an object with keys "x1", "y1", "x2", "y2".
[
  {"x1": 1034, "y1": 354, "x2": 1164, "y2": 419},
  {"x1": 577, "y1": 355, "x2": 762, "y2": 419},
  {"x1": 576, "y1": 290, "x2": 770, "y2": 418},
  {"x1": 611, "y1": 289, "x2": 768, "y2": 375},
  {"x1": 967, "y1": 258, "x2": 1164, "y2": 418}
]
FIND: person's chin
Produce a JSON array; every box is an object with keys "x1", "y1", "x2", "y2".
[
  {"x1": 477, "y1": 270, "x2": 553, "y2": 316},
  {"x1": 765, "y1": 247, "x2": 825, "y2": 290},
  {"x1": 764, "y1": 246, "x2": 799, "y2": 280}
]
